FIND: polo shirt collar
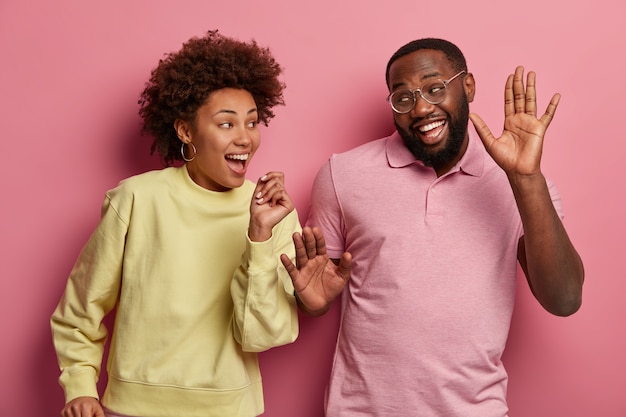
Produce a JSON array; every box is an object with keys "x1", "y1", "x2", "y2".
[{"x1": 386, "y1": 128, "x2": 485, "y2": 177}]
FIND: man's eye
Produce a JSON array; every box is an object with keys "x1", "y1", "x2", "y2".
[
  {"x1": 393, "y1": 92, "x2": 413, "y2": 104},
  {"x1": 428, "y1": 84, "x2": 445, "y2": 95}
]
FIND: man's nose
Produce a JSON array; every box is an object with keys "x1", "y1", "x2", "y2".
[{"x1": 410, "y1": 93, "x2": 436, "y2": 117}]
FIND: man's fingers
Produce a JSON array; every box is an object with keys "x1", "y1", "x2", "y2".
[
  {"x1": 525, "y1": 70, "x2": 537, "y2": 117},
  {"x1": 540, "y1": 93, "x2": 560, "y2": 128},
  {"x1": 280, "y1": 253, "x2": 298, "y2": 279},
  {"x1": 504, "y1": 73, "x2": 515, "y2": 118},
  {"x1": 301, "y1": 226, "x2": 329, "y2": 259},
  {"x1": 337, "y1": 252, "x2": 353, "y2": 281},
  {"x1": 300, "y1": 227, "x2": 317, "y2": 259},
  {"x1": 512, "y1": 66, "x2": 526, "y2": 114},
  {"x1": 291, "y1": 232, "x2": 308, "y2": 269},
  {"x1": 311, "y1": 227, "x2": 328, "y2": 257},
  {"x1": 469, "y1": 113, "x2": 496, "y2": 150}
]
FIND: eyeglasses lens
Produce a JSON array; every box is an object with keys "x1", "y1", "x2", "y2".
[{"x1": 390, "y1": 81, "x2": 447, "y2": 113}]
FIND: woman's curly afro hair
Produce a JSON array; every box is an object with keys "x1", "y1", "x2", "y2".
[{"x1": 138, "y1": 30, "x2": 285, "y2": 166}]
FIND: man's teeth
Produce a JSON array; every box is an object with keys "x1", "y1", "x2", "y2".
[
  {"x1": 226, "y1": 154, "x2": 249, "y2": 161},
  {"x1": 418, "y1": 120, "x2": 445, "y2": 133}
]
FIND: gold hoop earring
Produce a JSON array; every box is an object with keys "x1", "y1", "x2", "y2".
[{"x1": 181, "y1": 142, "x2": 196, "y2": 162}]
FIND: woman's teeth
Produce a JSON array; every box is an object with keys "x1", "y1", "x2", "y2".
[{"x1": 226, "y1": 154, "x2": 249, "y2": 161}]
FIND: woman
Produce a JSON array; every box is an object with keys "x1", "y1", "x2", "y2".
[{"x1": 51, "y1": 30, "x2": 299, "y2": 417}]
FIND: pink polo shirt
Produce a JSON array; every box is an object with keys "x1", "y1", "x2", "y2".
[{"x1": 307, "y1": 130, "x2": 563, "y2": 417}]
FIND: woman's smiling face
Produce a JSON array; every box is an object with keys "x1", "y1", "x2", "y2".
[{"x1": 177, "y1": 88, "x2": 260, "y2": 191}]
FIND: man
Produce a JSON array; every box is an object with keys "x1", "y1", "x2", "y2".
[{"x1": 282, "y1": 38, "x2": 584, "y2": 416}]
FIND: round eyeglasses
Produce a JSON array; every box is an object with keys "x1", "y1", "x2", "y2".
[{"x1": 386, "y1": 70, "x2": 466, "y2": 114}]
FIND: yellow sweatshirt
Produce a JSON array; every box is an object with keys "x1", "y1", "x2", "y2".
[{"x1": 50, "y1": 166, "x2": 299, "y2": 417}]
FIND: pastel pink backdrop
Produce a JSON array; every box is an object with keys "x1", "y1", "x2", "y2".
[{"x1": 1, "y1": 0, "x2": 624, "y2": 415}]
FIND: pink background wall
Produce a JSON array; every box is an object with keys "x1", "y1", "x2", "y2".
[{"x1": 1, "y1": 0, "x2": 624, "y2": 415}]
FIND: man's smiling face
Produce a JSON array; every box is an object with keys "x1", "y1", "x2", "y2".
[{"x1": 387, "y1": 49, "x2": 474, "y2": 175}]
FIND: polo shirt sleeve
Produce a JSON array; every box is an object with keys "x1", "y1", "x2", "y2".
[
  {"x1": 306, "y1": 158, "x2": 346, "y2": 259},
  {"x1": 231, "y1": 210, "x2": 300, "y2": 352}
]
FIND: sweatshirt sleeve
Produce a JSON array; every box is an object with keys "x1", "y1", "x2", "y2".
[
  {"x1": 231, "y1": 209, "x2": 301, "y2": 352},
  {"x1": 50, "y1": 194, "x2": 127, "y2": 403}
]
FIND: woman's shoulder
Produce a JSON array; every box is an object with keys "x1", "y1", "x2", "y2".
[
  {"x1": 115, "y1": 167, "x2": 178, "y2": 189},
  {"x1": 105, "y1": 167, "x2": 180, "y2": 202}
]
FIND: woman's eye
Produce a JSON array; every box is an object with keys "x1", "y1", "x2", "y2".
[
  {"x1": 219, "y1": 122, "x2": 233, "y2": 128},
  {"x1": 248, "y1": 121, "x2": 258, "y2": 128}
]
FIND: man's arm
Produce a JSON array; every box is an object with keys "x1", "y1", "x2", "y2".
[
  {"x1": 469, "y1": 66, "x2": 584, "y2": 316},
  {"x1": 513, "y1": 174, "x2": 584, "y2": 316}
]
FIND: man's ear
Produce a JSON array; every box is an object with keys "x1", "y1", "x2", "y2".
[
  {"x1": 464, "y1": 73, "x2": 476, "y2": 103},
  {"x1": 174, "y1": 119, "x2": 192, "y2": 143}
]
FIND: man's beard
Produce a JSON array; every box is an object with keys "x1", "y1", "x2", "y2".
[{"x1": 396, "y1": 96, "x2": 469, "y2": 170}]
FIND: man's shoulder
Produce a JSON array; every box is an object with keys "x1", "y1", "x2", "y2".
[{"x1": 330, "y1": 133, "x2": 393, "y2": 163}]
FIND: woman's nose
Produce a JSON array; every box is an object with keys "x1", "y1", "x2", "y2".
[{"x1": 234, "y1": 127, "x2": 252, "y2": 145}]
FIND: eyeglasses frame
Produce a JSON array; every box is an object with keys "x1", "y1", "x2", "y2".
[{"x1": 386, "y1": 70, "x2": 467, "y2": 114}]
